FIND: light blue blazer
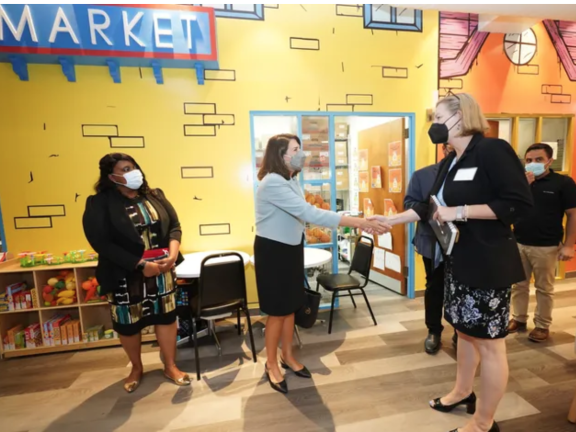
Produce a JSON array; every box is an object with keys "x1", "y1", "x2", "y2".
[{"x1": 255, "y1": 173, "x2": 342, "y2": 246}]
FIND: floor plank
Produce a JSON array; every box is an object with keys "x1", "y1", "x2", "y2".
[{"x1": 1, "y1": 281, "x2": 576, "y2": 432}]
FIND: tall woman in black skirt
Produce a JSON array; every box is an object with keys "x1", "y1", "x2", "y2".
[
  {"x1": 254, "y1": 134, "x2": 389, "y2": 393},
  {"x1": 83, "y1": 153, "x2": 191, "y2": 393},
  {"x1": 368, "y1": 94, "x2": 533, "y2": 432}
]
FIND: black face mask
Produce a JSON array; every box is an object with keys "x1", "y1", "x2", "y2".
[{"x1": 428, "y1": 112, "x2": 459, "y2": 144}]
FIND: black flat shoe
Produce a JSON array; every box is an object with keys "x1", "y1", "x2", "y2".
[
  {"x1": 280, "y1": 358, "x2": 312, "y2": 379},
  {"x1": 430, "y1": 392, "x2": 476, "y2": 414},
  {"x1": 425, "y1": 333, "x2": 442, "y2": 354},
  {"x1": 449, "y1": 421, "x2": 499, "y2": 432},
  {"x1": 265, "y1": 364, "x2": 288, "y2": 394}
]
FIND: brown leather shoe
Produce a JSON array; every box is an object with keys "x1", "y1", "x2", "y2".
[
  {"x1": 508, "y1": 319, "x2": 527, "y2": 334},
  {"x1": 528, "y1": 327, "x2": 549, "y2": 342}
]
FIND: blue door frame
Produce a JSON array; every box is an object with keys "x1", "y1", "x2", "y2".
[{"x1": 250, "y1": 111, "x2": 417, "y2": 300}]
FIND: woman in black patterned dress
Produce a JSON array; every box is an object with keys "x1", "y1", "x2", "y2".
[
  {"x1": 369, "y1": 94, "x2": 533, "y2": 432},
  {"x1": 83, "y1": 153, "x2": 190, "y2": 392}
]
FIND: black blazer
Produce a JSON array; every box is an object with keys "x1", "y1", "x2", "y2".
[
  {"x1": 412, "y1": 133, "x2": 533, "y2": 288},
  {"x1": 82, "y1": 188, "x2": 184, "y2": 295},
  {"x1": 404, "y1": 163, "x2": 439, "y2": 260}
]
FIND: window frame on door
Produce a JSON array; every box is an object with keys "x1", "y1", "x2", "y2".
[{"x1": 250, "y1": 110, "x2": 418, "y2": 298}]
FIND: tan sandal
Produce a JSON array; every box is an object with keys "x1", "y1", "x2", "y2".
[
  {"x1": 123, "y1": 374, "x2": 143, "y2": 393},
  {"x1": 164, "y1": 372, "x2": 191, "y2": 386}
]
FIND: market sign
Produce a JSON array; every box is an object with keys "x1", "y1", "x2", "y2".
[{"x1": 0, "y1": 4, "x2": 218, "y2": 83}]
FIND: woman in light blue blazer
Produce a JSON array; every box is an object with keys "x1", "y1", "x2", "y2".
[{"x1": 254, "y1": 133, "x2": 390, "y2": 393}]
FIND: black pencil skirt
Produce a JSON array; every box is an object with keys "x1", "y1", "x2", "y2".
[{"x1": 254, "y1": 235, "x2": 305, "y2": 317}]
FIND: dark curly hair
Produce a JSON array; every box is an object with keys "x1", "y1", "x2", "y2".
[{"x1": 94, "y1": 153, "x2": 151, "y2": 194}]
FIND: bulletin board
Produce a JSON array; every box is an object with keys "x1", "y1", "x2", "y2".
[{"x1": 358, "y1": 118, "x2": 407, "y2": 295}]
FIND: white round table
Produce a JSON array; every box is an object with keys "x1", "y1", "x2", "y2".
[
  {"x1": 303, "y1": 247, "x2": 332, "y2": 269},
  {"x1": 176, "y1": 250, "x2": 250, "y2": 278},
  {"x1": 249, "y1": 247, "x2": 332, "y2": 269}
]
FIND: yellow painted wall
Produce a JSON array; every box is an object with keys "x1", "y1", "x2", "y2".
[{"x1": 0, "y1": 5, "x2": 438, "y2": 300}]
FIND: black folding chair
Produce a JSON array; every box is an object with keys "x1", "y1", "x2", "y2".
[
  {"x1": 316, "y1": 236, "x2": 377, "y2": 334},
  {"x1": 190, "y1": 253, "x2": 257, "y2": 380}
]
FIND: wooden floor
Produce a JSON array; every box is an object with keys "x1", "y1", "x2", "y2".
[{"x1": 2, "y1": 280, "x2": 576, "y2": 432}]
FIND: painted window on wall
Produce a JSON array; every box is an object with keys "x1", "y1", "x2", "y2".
[
  {"x1": 364, "y1": 5, "x2": 423, "y2": 32},
  {"x1": 195, "y1": 4, "x2": 264, "y2": 20},
  {"x1": 504, "y1": 30, "x2": 537, "y2": 66}
]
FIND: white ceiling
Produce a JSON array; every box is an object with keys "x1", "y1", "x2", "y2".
[{"x1": 396, "y1": 4, "x2": 576, "y2": 22}]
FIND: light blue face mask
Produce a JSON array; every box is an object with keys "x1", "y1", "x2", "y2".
[{"x1": 525, "y1": 162, "x2": 546, "y2": 177}]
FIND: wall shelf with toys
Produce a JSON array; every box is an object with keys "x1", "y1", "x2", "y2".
[{"x1": 0, "y1": 255, "x2": 156, "y2": 359}]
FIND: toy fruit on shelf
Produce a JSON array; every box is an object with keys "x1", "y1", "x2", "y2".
[
  {"x1": 82, "y1": 277, "x2": 106, "y2": 303},
  {"x1": 42, "y1": 271, "x2": 77, "y2": 307}
]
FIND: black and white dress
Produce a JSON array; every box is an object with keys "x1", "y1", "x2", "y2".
[
  {"x1": 437, "y1": 158, "x2": 511, "y2": 340},
  {"x1": 107, "y1": 196, "x2": 178, "y2": 336}
]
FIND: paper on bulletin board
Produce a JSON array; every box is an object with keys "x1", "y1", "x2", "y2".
[
  {"x1": 363, "y1": 198, "x2": 374, "y2": 218},
  {"x1": 371, "y1": 166, "x2": 382, "y2": 188},
  {"x1": 385, "y1": 251, "x2": 402, "y2": 273},
  {"x1": 378, "y1": 232, "x2": 393, "y2": 250},
  {"x1": 359, "y1": 149, "x2": 369, "y2": 171},
  {"x1": 388, "y1": 141, "x2": 402, "y2": 167},
  {"x1": 388, "y1": 169, "x2": 402, "y2": 193},
  {"x1": 359, "y1": 172, "x2": 369, "y2": 192},
  {"x1": 384, "y1": 199, "x2": 397, "y2": 216},
  {"x1": 373, "y1": 247, "x2": 385, "y2": 271}
]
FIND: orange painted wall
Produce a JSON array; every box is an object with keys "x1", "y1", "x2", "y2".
[
  {"x1": 456, "y1": 23, "x2": 576, "y2": 115},
  {"x1": 446, "y1": 22, "x2": 576, "y2": 271}
]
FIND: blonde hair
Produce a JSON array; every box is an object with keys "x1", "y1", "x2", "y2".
[{"x1": 437, "y1": 93, "x2": 488, "y2": 137}]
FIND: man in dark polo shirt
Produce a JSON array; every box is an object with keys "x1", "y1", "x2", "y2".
[{"x1": 511, "y1": 143, "x2": 576, "y2": 342}]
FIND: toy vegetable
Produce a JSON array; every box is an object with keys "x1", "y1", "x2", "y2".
[{"x1": 82, "y1": 277, "x2": 100, "y2": 302}]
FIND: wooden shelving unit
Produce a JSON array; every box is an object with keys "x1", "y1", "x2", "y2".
[{"x1": 0, "y1": 258, "x2": 155, "y2": 359}]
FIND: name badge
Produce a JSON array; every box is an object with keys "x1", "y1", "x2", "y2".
[{"x1": 454, "y1": 167, "x2": 478, "y2": 181}]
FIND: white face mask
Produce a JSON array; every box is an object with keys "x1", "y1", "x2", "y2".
[{"x1": 112, "y1": 169, "x2": 144, "y2": 190}]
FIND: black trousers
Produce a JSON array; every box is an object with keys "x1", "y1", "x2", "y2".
[{"x1": 422, "y1": 256, "x2": 445, "y2": 335}]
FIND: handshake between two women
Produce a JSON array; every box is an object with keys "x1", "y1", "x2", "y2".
[{"x1": 357, "y1": 215, "x2": 392, "y2": 235}]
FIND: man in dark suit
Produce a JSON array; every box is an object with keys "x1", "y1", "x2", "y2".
[{"x1": 404, "y1": 144, "x2": 457, "y2": 354}]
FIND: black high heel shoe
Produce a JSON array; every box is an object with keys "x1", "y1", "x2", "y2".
[
  {"x1": 280, "y1": 357, "x2": 312, "y2": 379},
  {"x1": 265, "y1": 363, "x2": 288, "y2": 394},
  {"x1": 430, "y1": 392, "x2": 476, "y2": 414},
  {"x1": 449, "y1": 421, "x2": 499, "y2": 432}
]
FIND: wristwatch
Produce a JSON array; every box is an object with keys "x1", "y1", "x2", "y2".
[
  {"x1": 136, "y1": 261, "x2": 146, "y2": 272},
  {"x1": 455, "y1": 205, "x2": 469, "y2": 222},
  {"x1": 456, "y1": 206, "x2": 465, "y2": 222}
]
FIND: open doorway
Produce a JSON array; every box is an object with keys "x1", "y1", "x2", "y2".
[{"x1": 251, "y1": 111, "x2": 416, "y2": 301}]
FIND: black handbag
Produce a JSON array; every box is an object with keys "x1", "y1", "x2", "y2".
[{"x1": 295, "y1": 288, "x2": 321, "y2": 329}]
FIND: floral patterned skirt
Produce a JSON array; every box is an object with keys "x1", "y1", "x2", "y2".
[{"x1": 444, "y1": 258, "x2": 511, "y2": 339}]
